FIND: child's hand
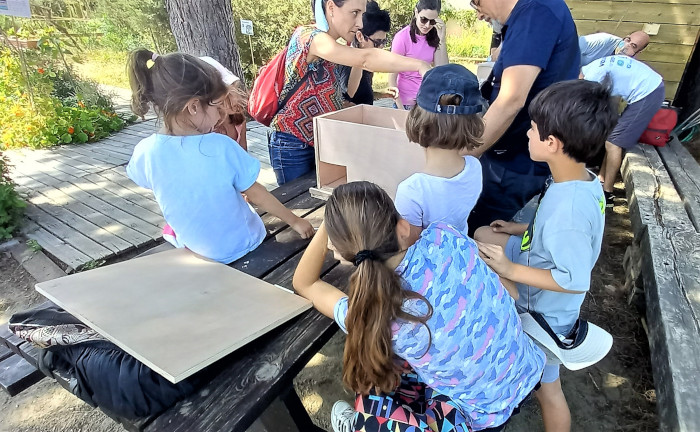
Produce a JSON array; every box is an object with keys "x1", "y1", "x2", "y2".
[
  {"x1": 292, "y1": 218, "x2": 315, "y2": 239},
  {"x1": 490, "y1": 220, "x2": 523, "y2": 236},
  {"x1": 383, "y1": 86, "x2": 400, "y2": 99},
  {"x1": 476, "y1": 241, "x2": 514, "y2": 278}
]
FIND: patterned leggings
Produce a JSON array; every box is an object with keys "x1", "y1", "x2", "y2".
[{"x1": 352, "y1": 373, "x2": 509, "y2": 432}]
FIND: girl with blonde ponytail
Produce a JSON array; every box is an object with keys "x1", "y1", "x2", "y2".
[{"x1": 293, "y1": 181, "x2": 545, "y2": 432}]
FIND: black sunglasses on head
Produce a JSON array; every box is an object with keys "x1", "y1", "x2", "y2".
[
  {"x1": 419, "y1": 16, "x2": 437, "y2": 26},
  {"x1": 366, "y1": 36, "x2": 387, "y2": 48}
]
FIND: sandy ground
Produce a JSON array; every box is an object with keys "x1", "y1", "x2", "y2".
[
  {"x1": 0, "y1": 179, "x2": 657, "y2": 431},
  {"x1": 291, "y1": 179, "x2": 658, "y2": 432}
]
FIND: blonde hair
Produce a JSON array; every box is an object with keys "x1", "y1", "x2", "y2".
[{"x1": 406, "y1": 94, "x2": 485, "y2": 151}]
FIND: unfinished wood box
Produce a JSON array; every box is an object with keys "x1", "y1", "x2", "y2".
[{"x1": 311, "y1": 105, "x2": 425, "y2": 200}]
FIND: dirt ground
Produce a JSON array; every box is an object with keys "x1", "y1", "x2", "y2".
[
  {"x1": 294, "y1": 179, "x2": 658, "y2": 432},
  {"x1": 0, "y1": 179, "x2": 657, "y2": 432},
  {"x1": 684, "y1": 135, "x2": 700, "y2": 164}
]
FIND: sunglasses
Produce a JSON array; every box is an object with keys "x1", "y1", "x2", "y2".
[
  {"x1": 470, "y1": 0, "x2": 480, "y2": 9},
  {"x1": 366, "y1": 36, "x2": 387, "y2": 48},
  {"x1": 419, "y1": 16, "x2": 437, "y2": 26}
]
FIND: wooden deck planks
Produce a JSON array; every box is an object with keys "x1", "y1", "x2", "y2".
[
  {"x1": 6, "y1": 117, "x2": 284, "y2": 268},
  {"x1": 22, "y1": 189, "x2": 133, "y2": 254},
  {"x1": 23, "y1": 203, "x2": 115, "y2": 261}
]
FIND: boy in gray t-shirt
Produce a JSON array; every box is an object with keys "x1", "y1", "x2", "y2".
[{"x1": 474, "y1": 80, "x2": 619, "y2": 432}]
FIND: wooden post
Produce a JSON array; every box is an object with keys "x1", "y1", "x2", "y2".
[
  {"x1": 11, "y1": 16, "x2": 35, "y2": 110},
  {"x1": 248, "y1": 34, "x2": 255, "y2": 69}
]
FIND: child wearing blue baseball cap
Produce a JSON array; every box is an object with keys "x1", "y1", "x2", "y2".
[{"x1": 394, "y1": 63, "x2": 488, "y2": 245}]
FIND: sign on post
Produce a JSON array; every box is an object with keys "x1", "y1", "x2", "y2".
[
  {"x1": 0, "y1": 0, "x2": 31, "y2": 17},
  {"x1": 240, "y1": 19, "x2": 254, "y2": 36}
]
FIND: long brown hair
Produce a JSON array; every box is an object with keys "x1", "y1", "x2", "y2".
[
  {"x1": 406, "y1": 94, "x2": 485, "y2": 151},
  {"x1": 127, "y1": 49, "x2": 229, "y2": 132},
  {"x1": 325, "y1": 181, "x2": 433, "y2": 394},
  {"x1": 410, "y1": 0, "x2": 441, "y2": 48}
]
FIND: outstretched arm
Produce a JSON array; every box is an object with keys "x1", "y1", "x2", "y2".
[
  {"x1": 310, "y1": 32, "x2": 431, "y2": 75},
  {"x1": 244, "y1": 182, "x2": 315, "y2": 238},
  {"x1": 464, "y1": 65, "x2": 541, "y2": 157},
  {"x1": 293, "y1": 223, "x2": 347, "y2": 318}
]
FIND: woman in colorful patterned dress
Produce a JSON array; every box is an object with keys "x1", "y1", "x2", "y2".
[
  {"x1": 293, "y1": 181, "x2": 545, "y2": 432},
  {"x1": 268, "y1": 0, "x2": 432, "y2": 185}
]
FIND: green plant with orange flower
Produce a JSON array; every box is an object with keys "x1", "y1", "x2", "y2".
[{"x1": 0, "y1": 32, "x2": 134, "y2": 149}]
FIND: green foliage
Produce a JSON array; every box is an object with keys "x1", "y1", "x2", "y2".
[
  {"x1": 380, "y1": 0, "x2": 416, "y2": 38},
  {"x1": 26, "y1": 239, "x2": 42, "y2": 252},
  {"x1": 0, "y1": 153, "x2": 25, "y2": 239},
  {"x1": 80, "y1": 259, "x2": 105, "y2": 271},
  {"x1": 444, "y1": 10, "x2": 492, "y2": 59},
  {"x1": 90, "y1": 0, "x2": 175, "y2": 52},
  {"x1": 0, "y1": 30, "x2": 129, "y2": 149},
  {"x1": 231, "y1": 0, "x2": 311, "y2": 82}
]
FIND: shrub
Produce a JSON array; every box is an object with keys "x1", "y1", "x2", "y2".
[
  {"x1": 0, "y1": 29, "x2": 131, "y2": 149},
  {"x1": 0, "y1": 153, "x2": 25, "y2": 239}
]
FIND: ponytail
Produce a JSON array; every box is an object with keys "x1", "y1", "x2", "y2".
[
  {"x1": 126, "y1": 49, "x2": 229, "y2": 132},
  {"x1": 127, "y1": 49, "x2": 156, "y2": 118},
  {"x1": 325, "y1": 181, "x2": 433, "y2": 395}
]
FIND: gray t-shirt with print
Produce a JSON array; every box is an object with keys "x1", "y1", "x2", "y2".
[{"x1": 506, "y1": 175, "x2": 606, "y2": 334}]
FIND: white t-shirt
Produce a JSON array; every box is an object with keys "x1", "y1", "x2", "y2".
[
  {"x1": 394, "y1": 156, "x2": 482, "y2": 233},
  {"x1": 127, "y1": 133, "x2": 266, "y2": 263},
  {"x1": 578, "y1": 33, "x2": 621, "y2": 67},
  {"x1": 581, "y1": 55, "x2": 663, "y2": 104}
]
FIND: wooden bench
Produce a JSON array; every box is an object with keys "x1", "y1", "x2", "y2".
[
  {"x1": 621, "y1": 137, "x2": 700, "y2": 431},
  {"x1": 0, "y1": 173, "x2": 349, "y2": 431}
]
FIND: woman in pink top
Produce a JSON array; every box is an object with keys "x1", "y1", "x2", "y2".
[{"x1": 389, "y1": 0, "x2": 449, "y2": 109}]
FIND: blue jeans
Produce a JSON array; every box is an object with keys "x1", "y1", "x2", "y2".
[
  {"x1": 268, "y1": 131, "x2": 316, "y2": 185},
  {"x1": 467, "y1": 153, "x2": 550, "y2": 236}
]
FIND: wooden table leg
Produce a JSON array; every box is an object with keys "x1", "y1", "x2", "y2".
[{"x1": 280, "y1": 386, "x2": 326, "y2": 432}]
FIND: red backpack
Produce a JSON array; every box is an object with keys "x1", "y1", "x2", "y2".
[
  {"x1": 639, "y1": 106, "x2": 678, "y2": 147},
  {"x1": 248, "y1": 47, "x2": 313, "y2": 126},
  {"x1": 248, "y1": 48, "x2": 288, "y2": 126}
]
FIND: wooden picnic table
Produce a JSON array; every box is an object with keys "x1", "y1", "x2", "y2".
[{"x1": 1, "y1": 172, "x2": 348, "y2": 432}]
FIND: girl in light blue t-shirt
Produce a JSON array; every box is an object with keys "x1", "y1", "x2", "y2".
[
  {"x1": 125, "y1": 50, "x2": 314, "y2": 264},
  {"x1": 293, "y1": 181, "x2": 544, "y2": 432}
]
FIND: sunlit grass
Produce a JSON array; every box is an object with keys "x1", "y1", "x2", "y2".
[{"x1": 72, "y1": 49, "x2": 130, "y2": 89}]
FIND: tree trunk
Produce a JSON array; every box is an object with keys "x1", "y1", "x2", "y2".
[{"x1": 165, "y1": 0, "x2": 245, "y2": 85}]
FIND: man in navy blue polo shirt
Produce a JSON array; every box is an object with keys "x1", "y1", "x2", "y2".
[{"x1": 466, "y1": 0, "x2": 580, "y2": 239}]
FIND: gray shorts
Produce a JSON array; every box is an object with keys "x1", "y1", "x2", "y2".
[{"x1": 608, "y1": 83, "x2": 665, "y2": 150}]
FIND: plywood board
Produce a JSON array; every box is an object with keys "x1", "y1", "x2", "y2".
[
  {"x1": 314, "y1": 105, "x2": 425, "y2": 200},
  {"x1": 36, "y1": 248, "x2": 313, "y2": 383}
]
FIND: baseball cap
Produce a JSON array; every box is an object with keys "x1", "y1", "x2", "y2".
[
  {"x1": 519, "y1": 312, "x2": 613, "y2": 371},
  {"x1": 416, "y1": 64, "x2": 484, "y2": 115}
]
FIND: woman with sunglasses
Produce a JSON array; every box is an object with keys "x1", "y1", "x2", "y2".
[
  {"x1": 340, "y1": 0, "x2": 398, "y2": 106},
  {"x1": 389, "y1": 0, "x2": 448, "y2": 109}
]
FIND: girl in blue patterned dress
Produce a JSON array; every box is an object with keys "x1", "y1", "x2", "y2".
[{"x1": 293, "y1": 181, "x2": 545, "y2": 432}]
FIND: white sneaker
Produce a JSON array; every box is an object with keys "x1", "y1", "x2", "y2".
[{"x1": 331, "y1": 400, "x2": 356, "y2": 432}]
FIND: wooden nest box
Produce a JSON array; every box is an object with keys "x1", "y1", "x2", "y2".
[{"x1": 310, "y1": 105, "x2": 425, "y2": 201}]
